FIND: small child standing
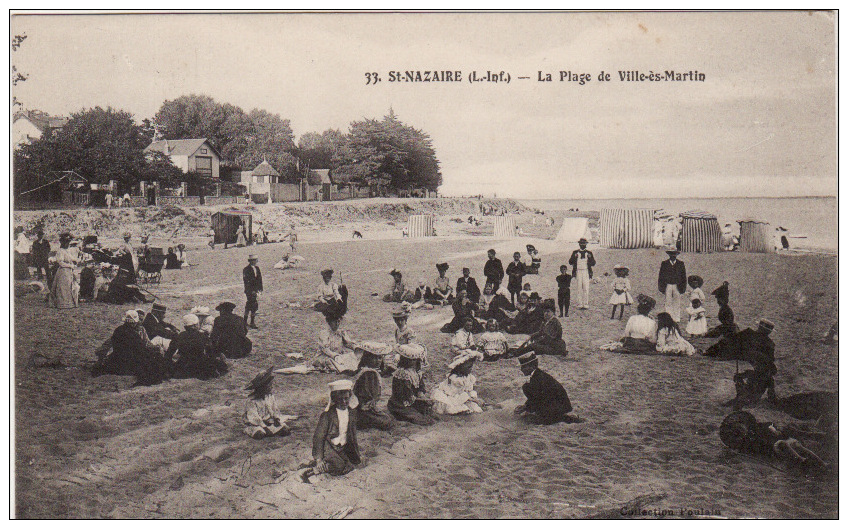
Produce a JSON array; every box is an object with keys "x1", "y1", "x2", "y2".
[
  {"x1": 608, "y1": 265, "x2": 633, "y2": 320},
  {"x1": 555, "y1": 265, "x2": 572, "y2": 318},
  {"x1": 686, "y1": 298, "x2": 707, "y2": 337},
  {"x1": 688, "y1": 275, "x2": 706, "y2": 307}
]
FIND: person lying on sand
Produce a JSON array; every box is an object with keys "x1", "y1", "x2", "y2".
[
  {"x1": 514, "y1": 352, "x2": 580, "y2": 425},
  {"x1": 720, "y1": 411, "x2": 831, "y2": 472},
  {"x1": 353, "y1": 343, "x2": 396, "y2": 431},
  {"x1": 273, "y1": 253, "x2": 305, "y2": 270},
  {"x1": 243, "y1": 368, "x2": 295, "y2": 439},
  {"x1": 432, "y1": 350, "x2": 485, "y2": 415},
  {"x1": 387, "y1": 344, "x2": 436, "y2": 426},
  {"x1": 301, "y1": 380, "x2": 362, "y2": 482}
]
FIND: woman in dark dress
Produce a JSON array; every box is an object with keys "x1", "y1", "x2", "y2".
[
  {"x1": 165, "y1": 314, "x2": 228, "y2": 379},
  {"x1": 387, "y1": 344, "x2": 436, "y2": 426},
  {"x1": 353, "y1": 343, "x2": 395, "y2": 431},
  {"x1": 164, "y1": 247, "x2": 181, "y2": 269},
  {"x1": 210, "y1": 301, "x2": 252, "y2": 358},
  {"x1": 93, "y1": 310, "x2": 169, "y2": 386}
]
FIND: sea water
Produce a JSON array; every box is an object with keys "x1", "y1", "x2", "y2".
[{"x1": 520, "y1": 197, "x2": 837, "y2": 252}]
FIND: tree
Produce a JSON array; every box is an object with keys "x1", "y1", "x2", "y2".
[
  {"x1": 11, "y1": 33, "x2": 28, "y2": 108},
  {"x1": 14, "y1": 107, "x2": 157, "y2": 195},
  {"x1": 297, "y1": 129, "x2": 345, "y2": 171},
  {"x1": 142, "y1": 151, "x2": 186, "y2": 188},
  {"x1": 231, "y1": 108, "x2": 298, "y2": 180}
]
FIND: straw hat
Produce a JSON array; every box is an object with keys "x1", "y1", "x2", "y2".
[
  {"x1": 357, "y1": 341, "x2": 394, "y2": 356},
  {"x1": 448, "y1": 350, "x2": 483, "y2": 370},
  {"x1": 182, "y1": 314, "x2": 199, "y2": 328},
  {"x1": 518, "y1": 351, "x2": 538, "y2": 366},
  {"x1": 248, "y1": 254, "x2": 258, "y2": 261},
  {"x1": 719, "y1": 411, "x2": 756, "y2": 451},
  {"x1": 124, "y1": 310, "x2": 140, "y2": 324},
  {"x1": 245, "y1": 367, "x2": 274, "y2": 393},
  {"x1": 397, "y1": 343, "x2": 426, "y2": 360},
  {"x1": 328, "y1": 380, "x2": 353, "y2": 392},
  {"x1": 191, "y1": 306, "x2": 211, "y2": 317},
  {"x1": 392, "y1": 307, "x2": 410, "y2": 319}
]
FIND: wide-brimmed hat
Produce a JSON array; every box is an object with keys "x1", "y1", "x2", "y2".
[
  {"x1": 182, "y1": 314, "x2": 199, "y2": 328},
  {"x1": 248, "y1": 254, "x2": 258, "y2": 261},
  {"x1": 328, "y1": 380, "x2": 353, "y2": 392},
  {"x1": 448, "y1": 350, "x2": 483, "y2": 370},
  {"x1": 711, "y1": 282, "x2": 730, "y2": 301},
  {"x1": 321, "y1": 269, "x2": 333, "y2": 277},
  {"x1": 216, "y1": 301, "x2": 237, "y2": 313},
  {"x1": 636, "y1": 294, "x2": 656, "y2": 310},
  {"x1": 397, "y1": 343, "x2": 426, "y2": 360},
  {"x1": 390, "y1": 269, "x2": 402, "y2": 277},
  {"x1": 191, "y1": 306, "x2": 211, "y2": 317},
  {"x1": 357, "y1": 341, "x2": 394, "y2": 356},
  {"x1": 124, "y1": 310, "x2": 140, "y2": 323},
  {"x1": 245, "y1": 367, "x2": 274, "y2": 391},
  {"x1": 719, "y1": 411, "x2": 756, "y2": 451},
  {"x1": 665, "y1": 247, "x2": 680, "y2": 255},
  {"x1": 518, "y1": 351, "x2": 538, "y2": 366},
  {"x1": 613, "y1": 264, "x2": 630, "y2": 272},
  {"x1": 392, "y1": 306, "x2": 410, "y2": 319},
  {"x1": 436, "y1": 262, "x2": 449, "y2": 272}
]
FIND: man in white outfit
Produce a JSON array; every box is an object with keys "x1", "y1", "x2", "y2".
[
  {"x1": 568, "y1": 238, "x2": 596, "y2": 309},
  {"x1": 657, "y1": 248, "x2": 687, "y2": 322}
]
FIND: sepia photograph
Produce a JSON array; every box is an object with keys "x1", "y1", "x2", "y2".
[{"x1": 10, "y1": 10, "x2": 838, "y2": 518}]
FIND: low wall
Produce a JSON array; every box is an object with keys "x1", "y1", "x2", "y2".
[
  {"x1": 159, "y1": 196, "x2": 201, "y2": 207},
  {"x1": 205, "y1": 196, "x2": 241, "y2": 206}
]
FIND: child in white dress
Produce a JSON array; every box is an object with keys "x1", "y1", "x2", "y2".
[
  {"x1": 432, "y1": 351, "x2": 484, "y2": 415},
  {"x1": 655, "y1": 312, "x2": 695, "y2": 355},
  {"x1": 476, "y1": 318, "x2": 510, "y2": 361},
  {"x1": 688, "y1": 275, "x2": 706, "y2": 308},
  {"x1": 686, "y1": 298, "x2": 707, "y2": 337},
  {"x1": 608, "y1": 265, "x2": 633, "y2": 320}
]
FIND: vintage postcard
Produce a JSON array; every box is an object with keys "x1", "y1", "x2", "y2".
[{"x1": 11, "y1": 11, "x2": 837, "y2": 518}]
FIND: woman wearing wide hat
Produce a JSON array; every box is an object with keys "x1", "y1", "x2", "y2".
[{"x1": 353, "y1": 341, "x2": 396, "y2": 431}]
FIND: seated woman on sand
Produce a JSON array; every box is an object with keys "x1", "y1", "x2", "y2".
[
  {"x1": 165, "y1": 314, "x2": 229, "y2": 380},
  {"x1": 600, "y1": 295, "x2": 658, "y2": 353},
  {"x1": 431, "y1": 263, "x2": 454, "y2": 304},
  {"x1": 92, "y1": 310, "x2": 170, "y2": 386},
  {"x1": 410, "y1": 278, "x2": 435, "y2": 309},
  {"x1": 353, "y1": 342, "x2": 396, "y2": 431},
  {"x1": 655, "y1": 312, "x2": 695, "y2": 356},
  {"x1": 441, "y1": 290, "x2": 483, "y2": 334},
  {"x1": 383, "y1": 269, "x2": 415, "y2": 303},
  {"x1": 432, "y1": 350, "x2": 485, "y2": 415},
  {"x1": 313, "y1": 312, "x2": 360, "y2": 374},
  {"x1": 387, "y1": 344, "x2": 436, "y2": 426},
  {"x1": 477, "y1": 282, "x2": 515, "y2": 322},
  {"x1": 210, "y1": 302, "x2": 252, "y2": 359},
  {"x1": 314, "y1": 269, "x2": 348, "y2": 317}
]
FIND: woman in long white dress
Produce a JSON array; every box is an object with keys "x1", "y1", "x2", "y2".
[{"x1": 51, "y1": 232, "x2": 79, "y2": 309}]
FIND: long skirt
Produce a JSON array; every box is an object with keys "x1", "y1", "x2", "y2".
[
  {"x1": 51, "y1": 267, "x2": 78, "y2": 309},
  {"x1": 388, "y1": 399, "x2": 436, "y2": 426},
  {"x1": 320, "y1": 441, "x2": 358, "y2": 476},
  {"x1": 357, "y1": 408, "x2": 395, "y2": 431}
]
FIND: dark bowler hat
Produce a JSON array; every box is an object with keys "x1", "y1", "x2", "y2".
[
  {"x1": 757, "y1": 319, "x2": 775, "y2": 334},
  {"x1": 152, "y1": 303, "x2": 167, "y2": 313},
  {"x1": 687, "y1": 275, "x2": 703, "y2": 288},
  {"x1": 578, "y1": 238, "x2": 588, "y2": 244},
  {"x1": 216, "y1": 301, "x2": 237, "y2": 313}
]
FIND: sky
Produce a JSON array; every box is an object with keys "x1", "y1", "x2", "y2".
[{"x1": 10, "y1": 11, "x2": 837, "y2": 199}]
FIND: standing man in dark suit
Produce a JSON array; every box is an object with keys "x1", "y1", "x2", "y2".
[
  {"x1": 243, "y1": 253, "x2": 263, "y2": 329},
  {"x1": 514, "y1": 352, "x2": 578, "y2": 424},
  {"x1": 568, "y1": 238, "x2": 596, "y2": 309},
  {"x1": 456, "y1": 267, "x2": 481, "y2": 304},
  {"x1": 657, "y1": 247, "x2": 687, "y2": 322},
  {"x1": 30, "y1": 227, "x2": 52, "y2": 283},
  {"x1": 483, "y1": 249, "x2": 505, "y2": 292}
]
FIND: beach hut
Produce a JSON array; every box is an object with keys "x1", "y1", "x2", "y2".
[
  {"x1": 737, "y1": 219, "x2": 772, "y2": 253},
  {"x1": 599, "y1": 208, "x2": 655, "y2": 249},
  {"x1": 679, "y1": 210, "x2": 721, "y2": 253},
  {"x1": 211, "y1": 209, "x2": 252, "y2": 245},
  {"x1": 554, "y1": 217, "x2": 592, "y2": 243},
  {"x1": 408, "y1": 214, "x2": 435, "y2": 237},
  {"x1": 493, "y1": 215, "x2": 517, "y2": 238}
]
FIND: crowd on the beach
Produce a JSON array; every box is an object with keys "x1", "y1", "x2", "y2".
[{"x1": 14, "y1": 220, "x2": 837, "y2": 483}]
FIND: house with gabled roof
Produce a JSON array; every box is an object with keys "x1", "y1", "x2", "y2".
[
  {"x1": 13, "y1": 110, "x2": 69, "y2": 148},
  {"x1": 144, "y1": 138, "x2": 221, "y2": 178}
]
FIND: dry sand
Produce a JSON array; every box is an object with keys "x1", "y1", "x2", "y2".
[{"x1": 14, "y1": 206, "x2": 837, "y2": 518}]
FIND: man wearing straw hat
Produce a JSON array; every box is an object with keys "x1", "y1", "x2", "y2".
[
  {"x1": 514, "y1": 352, "x2": 577, "y2": 424},
  {"x1": 658, "y1": 247, "x2": 687, "y2": 322},
  {"x1": 243, "y1": 254, "x2": 263, "y2": 329}
]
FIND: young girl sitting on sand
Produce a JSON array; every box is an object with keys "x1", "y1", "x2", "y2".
[
  {"x1": 353, "y1": 343, "x2": 395, "y2": 431},
  {"x1": 432, "y1": 350, "x2": 485, "y2": 415},
  {"x1": 608, "y1": 264, "x2": 633, "y2": 320},
  {"x1": 655, "y1": 312, "x2": 695, "y2": 356},
  {"x1": 387, "y1": 344, "x2": 436, "y2": 426},
  {"x1": 243, "y1": 368, "x2": 296, "y2": 439},
  {"x1": 477, "y1": 318, "x2": 510, "y2": 361},
  {"x1": 451, "y1": 317, "x2": 478, "y2": 352},
  {"x1": 686, "y1": 298, "x2": 707, "y2": 337}
]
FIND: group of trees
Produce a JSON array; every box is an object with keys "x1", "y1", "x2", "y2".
[{"x1": 13, "y1": 95, "x2": 442, "y2": 198}]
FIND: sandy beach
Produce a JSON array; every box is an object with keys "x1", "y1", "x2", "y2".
[{"x1": 13, "y1": 201, "x2": 838, "y2": 518}]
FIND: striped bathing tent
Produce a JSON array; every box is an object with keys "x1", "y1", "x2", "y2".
[
  {"x1": 737, "y1": 219, "x2": 772, "y2": 253},
  {"x1": 600, "y1": 208, "x2": 655, "y2": 248},
  {"x1": 679, "y1": 210, "x2": 722, "y2": 253},
  {"x1": 494, "y1": 215, "x2": 517, "y2": 238},
  {"x1": 408, "y1": 214, "x2": 435, "y2": 237}
]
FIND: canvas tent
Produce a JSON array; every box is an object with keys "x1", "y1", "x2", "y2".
[
  {"x1": 211, "y1": 209, "x2": 252, "y2": 245},
  {"x1": 679, "y1": 210, "x2": 721, "y2": 253},
  {"x1": 737, "y1": 219, "x2": 772, "y2": 253},
  {"x1": 408, "y1": 214, "x2": 435, "y2": 237},
  {"x1": 494, "y1": 215, "x2": 517, "y2": 237},
  {"x1": 554, "y1": 217, "x2": 592, "y2": 242},
  {"x1": 600, "y1": 208, "x2": 655, "y2": 249}
]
